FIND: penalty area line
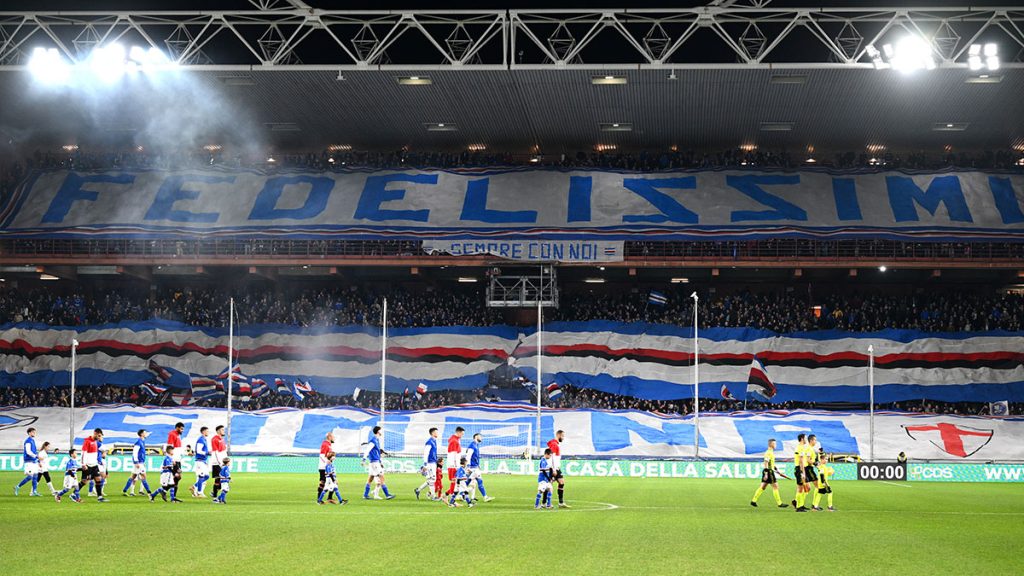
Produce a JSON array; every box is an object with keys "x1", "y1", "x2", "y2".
[{"x1": 879, "y1": 481, "x2": 912, "y2": 488}]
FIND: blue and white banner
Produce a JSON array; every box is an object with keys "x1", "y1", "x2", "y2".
[
  {"x1": 2, "y1": 168, "x2": 1023, "y2": 240},
  {"x1": 1, "y1": 320, "x2": 1023, "y2": 403},
  {"x1": 422, "y1": 239, "x2": 624, "y2": 262},
  {"x1": 1, "y1": 405, "x2": 1022, "y2": 461}
]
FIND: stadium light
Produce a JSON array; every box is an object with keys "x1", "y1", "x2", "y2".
[
  {"x1": 867, "y1": 35, "x2": 936, "y2": 72},
  {"x1": 27, "y1": 47, "x2": 71, "y2": 85},
  {"x1": 968, "y1": 43, "x2": 999, "y2": 71},
  {"x1": 878, "y1": 265, "x2": 887, "y2": 272}
]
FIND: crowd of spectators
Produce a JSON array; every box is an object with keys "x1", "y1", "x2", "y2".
[
  {"x1": 4, "y1": 284, "x2": 1024, "y2": 332},
  {"x1": 7, "y1": 145, "x2": 1024, "y2": 175},
  {"x1": 0, "y1": 285, "x2": 498, "y2": 328},
  {"x1": 554, "y1": 290, "x2": 1024, "y2": 332},
  {"x1": 3, "y1": 384, "x2": 1020, "y2": 417}
]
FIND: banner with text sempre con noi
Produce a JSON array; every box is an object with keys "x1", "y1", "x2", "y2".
[
  {"x1": 2, "y1": 405, "x2": 1023, "y2": 462},
  {"x1": 2, "y1": 168, "x2": 1023, "y2": 240}
]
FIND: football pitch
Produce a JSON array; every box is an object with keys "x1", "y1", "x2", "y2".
[{"x1": 2, "y1": 471, "x2": 1022, "y2": 575}]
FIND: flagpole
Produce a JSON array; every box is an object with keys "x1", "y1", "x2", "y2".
[
  {"x1": 380, "y1": 297, "x2": 387, "y2": 429},
  {"x1": 69, "y1": 337, "x2": 78, "y2": 450},
  {"x1": 227, "y1": 297, "x2": 234, "y2": 449},
  {"x1": 691, "y1": 291, "x2": 699, "y2": 459},
  {"x1": 868, "y1": 344, "x2": 875, "y2": 462},
  {"x1": 536, "y1": 265, "x2": 543, "y2": 456}
]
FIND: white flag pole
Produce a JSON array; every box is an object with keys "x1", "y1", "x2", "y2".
[
  {"x1": 226, "y1": 297, "x2": 234, "y2": 449},
  {"x1": 536, "y1": 265, "x2": 543, "y2": 456},
  {"x1": 868, "y1": 344, "x2": 875, "y2": 461},
  {"x1": 380, "y1": 297, "x2": 387, "y2": 429},
  {"x1": 691, "y1": 291, "x2": 700, "y2": 459},
  {"x1": 69, "y1": 337, "x2": 79, "y2": 450}
]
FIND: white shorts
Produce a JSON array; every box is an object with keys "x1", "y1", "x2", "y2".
[
  {"x1": 537, "y1": 480, "x2": 552, "y2": 493},
  {"x1": 194, "y1": 461, "x2": 210, "y2": 477},
  {"x1": 468, "y1": 467, "x2": 482, "y2": 481},
  {"x1": 133, "y1": 463, "x2": 147, "y2": 475},
  {"x1": 323, "y1": 477, "x2": 338, "y2": 492},
  {"x1": 455, "y1": 480, "x2": 470, "y2": 494},
  {"x1": 421, "y1": 464, "x2": 436, "y2": 479},
  {"x1": 24, "y1": 462, "x2": 39, "y2": 476},
  {"x1": 160, "y1": 471, "x2": 174, "y2": 487},
  {"x1": 63, "y1": 475, "x2": 78, "y2": 490},
  {"x1": 220, "y1": 481, "x2": 230, "y2": 493},
  {"x1": 367, "y1": 462, "x2": 384, "y2": 477},
  {"x1": 98, "y1": 463, "x2": 107, "y2": 475}
]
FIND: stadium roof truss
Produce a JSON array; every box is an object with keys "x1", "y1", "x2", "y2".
[{"x1": 0, "y1": 5, "x2": 1023, "y2": 71}]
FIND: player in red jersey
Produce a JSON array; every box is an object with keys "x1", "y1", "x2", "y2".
[
  {"x1": 318, "y1": 432, "x2": 335, "y2": 503},
  {"x1": 547, "y1": 430, "x2": 569, "y2": 508},
  {"x1": 445, "y1": 427, "x2": 465, "y2": 495},
  {"x1": 166, "y1": 422, "x2": 187, "y2": 496},
  {"x1": 78, "y1": 429, "x2": 106, "y2": 502},
  {"x1": 211, "y1": 425, "x2": 228, "y2": 498}
]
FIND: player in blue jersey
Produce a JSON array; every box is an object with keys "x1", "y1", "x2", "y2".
[
  {"x1": 447, "y1": 457, "x2": 474, "y2": 508},
  {"x1": 415, "y1": 427, "x2": 440, "y2": 500},
  {"x1": 465, "y1": 433, "x2": 494, "y2": 503},
  {"x1": 317, "y1": 452, "x2": 348, "y2": 506},
  {"x1": 15, "y1": 427, "x2": 40, "y2": 496},
  {"x1": 123, "y1": 429, "x2": 152, "y2": 497},
  {"x1": 150, "y1": 445, "x2": 182, "y2": 503},
  {"x1": 54, "y1": 448, "x2": 83, "y2": 503},
  {"x1": 213, "y1": 457, "x2": 231, "y2": 504},
  {"x1": 361, "y1": 426, "x2": 395, "y2": 500},
  {"x1": 535, "y1": 448, "x2": 554, "y2": 509},
  {"x1": 191, "y1": 426, "x2": 211, "y2": 498}
]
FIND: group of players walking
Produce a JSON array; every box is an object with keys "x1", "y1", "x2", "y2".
[
  {"x1": 750, "y1": 433, "x2": 835, "y2": 512},
  {"x1": 14, "y1": 423, "x2": 231, "y2": 504},
  {"x1": 314, "y1": 425, "x2": 570, "y2": 509}
]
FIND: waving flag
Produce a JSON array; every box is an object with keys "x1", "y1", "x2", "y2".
[
  {"x1": 189, "y1": 376, "x2": 220, "y2": 400},
  {"x1": 139, "y1": 381, "x2": 167, "y2": 397},
  {"x1": 352, "y1": 387, "x2": 362, "y2": 401},
  {"x1": 747, "y1": 357, "x2": 777, "y2": 400},
  {"x1": 546, "y1": 382, "x2": 563, "y2": 400},
  {"x1": 415, "y1": 382, "x2": 428, "y2": 400},
  {"x1": 250, "y1": 378, "x2": 268, "y2": 399},
  {"x1": 401, "y1": 387, "x2": 409, "y2": 409},
  {"x1": 648, "y1": 290, "x2": 668, "y2": 306},
  {"x1": 170, "y1": 392, "x2": 193, "y2": 406},
  {"x1": 721, "y1": 384, "x2": 738, "y2": 401},
  {"x1": 274, "y1": 378, "x2": 291, "y2": 395},
  {"x1": 292, "y1": 380, "x2": 314, "y2": 401}
]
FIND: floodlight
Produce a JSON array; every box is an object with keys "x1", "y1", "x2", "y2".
[{"x1": 27, "y1": 47, "x2": 71, "y2": 85}]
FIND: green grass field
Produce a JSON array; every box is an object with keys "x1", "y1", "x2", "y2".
[{"x1": 1, "y1": 471, "x2": 1022, "y2": 575}]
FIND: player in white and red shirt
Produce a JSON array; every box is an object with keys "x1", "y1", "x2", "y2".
[
  {"x1": 211, "y1": 425, "x2": 228, "y2": 499},
  {"x1": 167, "y1": 422, "x2": 185, "y2": 495},
  {"x1": 445, "y1": 427, "x2": 465, "y2": 496},
  {"x1": 317, "y1": 432, "x2": 335, "y2": 503},
  {"x1": 79, "y1": 428, "x2": 107, "y2": 502},
  {"x1": 547, "y1": 430, "x2": 569, "y2": 508}
]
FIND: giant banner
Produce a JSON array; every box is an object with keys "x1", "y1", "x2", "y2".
[
  {"x1": 2, "y1": 168, "x2": 1023, "y2": 240},
  {"x1": 1, "y1": 405, "x2": 1022, "y2": 462},
  {"x1": 1, "y1": 320, "x2": 1023, "y2": 403}
]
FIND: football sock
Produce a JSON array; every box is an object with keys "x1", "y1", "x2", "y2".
[
  {"x1": 363, "y1": 484, "x2": 371, "y2": 498},
  {"x1": 169, "y1": 487, "x2": 176, "y2": 500},
  {"x1": 534, "y1": 492, "x2": 542, "y2": 507},
  {"x1": 96, "y1": 480, "x2": 104, "y2": 497},
  {"x1": 813, "y1": 492, "x2": 822, "y2": 508},
  {"x1": 17, "y1": 476, "x2": 32, "y2": 489},
  {"x1": 332, "y1": 489, "x2": 343, "y2": 501},
  {"x1": 476, "y1": 478, "x2": 487, "y2": 498},
  {"x1": 382, "y1": 484, "x2": 391, "y2": 497},
  {"x1": 827, "y1": 493, "x2": 833, "y2": 507},
  {"x1": 123, "y1": 477, "x2": 135, "y2": 493},
  {"x1": 752, "y1": 486, "x2": 765, "y2": 502},
  {"x1": 31, "y1": 475, "x2": 39, "y2": 491},
  {"x1": 772, "y1": 488, "x2": 782, "y2": 505},
  {"x1": 141, "y1": 479, "x2": 151, "y2": 494},
  {"x1": 558, "y1": 486, "x2": 564, "y2": 504}
]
